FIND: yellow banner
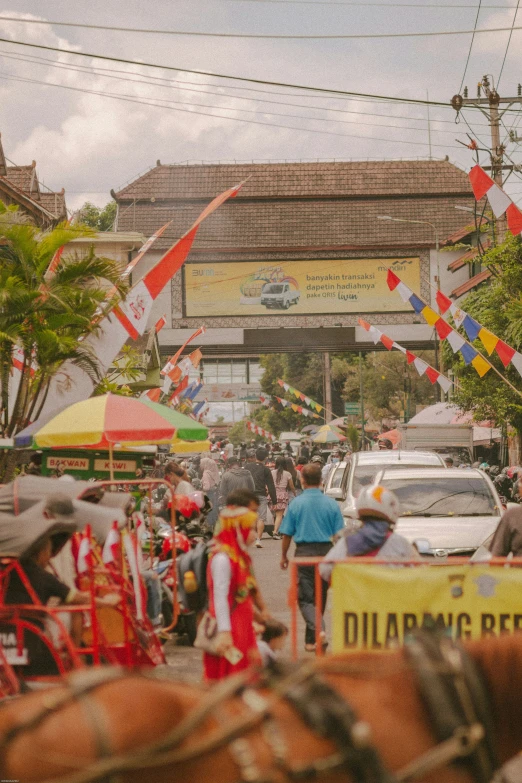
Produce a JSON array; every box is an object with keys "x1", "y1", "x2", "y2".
[
  {"x1": 331, "y1": 563, "x2": 522, "y2": 653},
  {"x1": 184, "y1": 258, "x2": 421, "y2": 317}
]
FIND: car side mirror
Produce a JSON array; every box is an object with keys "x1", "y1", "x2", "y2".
[
  {"x1": 326, "y1": 488, "x2": 344, "y2": 500},
  {"x1": 413, "y1": 538, "x2": 432, "y2": 556}
]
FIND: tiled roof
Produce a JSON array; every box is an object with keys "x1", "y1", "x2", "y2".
[
  {"x1": 5, "y1": 164, "x2": 39, "y2": 196},
  {"x1": 444, "y1": 216, "x2": 488, "y2": 245},
  {"x1": 114, "y1": 159, "x2": 471, "y2": 201},
  {"x1": 39, "y1": 191, "x2": 67, "y2": 219},
  {"x1": 117, "y1": 194, "x2": 477, "y2": 251},
  {"x1": 448, "y1": 247, "x2": 478, "y2": 271},
  {"x1": 451, "y1": 269, "x2": 491, "y2": 298}
]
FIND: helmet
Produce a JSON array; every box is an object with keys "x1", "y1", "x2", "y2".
[
  {"x1": 489, "y1": 465, "x2": 500, "y2": 478},
  {"x1": 311, "y1": 455, "x2": 325, "y2": 466},
  {"x1": 356, "y1": 485, "x2": 400, "y2": 526}
]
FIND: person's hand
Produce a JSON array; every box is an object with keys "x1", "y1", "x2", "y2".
[
  {"x1": 100, "y1": 593, "x2": 122, "y2": 607},
  {"x1": 280, "y1": 557, "x2": 289, "y2": 570},
  {"x1": 258, "y1": 608, "x2": 272, "y2": 623},
  {"x1": 214, "y1": 631, "x2": 233, "y2": 656}
]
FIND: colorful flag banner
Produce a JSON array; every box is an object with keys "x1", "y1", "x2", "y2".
[
  {"x1": 161, "y1": 326, "x2": 206, "y2": 375},
  {"x1": 272, "y1": 395, "x2": 321, "y2": 419},
  {"x1": 246, "y1": 421, "x2": 276, "y2": 441},
  {"x1": 447, "y1": 303, "x2": 522, "y2": 375},
  {"x1": 276, "y1": 379, "x2": 323, "y2": 413},
  {"x1": 385, "y1": 270, "x2": 493, "y2": 379},
  {"x1": 358, "y1": 318, "x2": 453, "y2": 393}
]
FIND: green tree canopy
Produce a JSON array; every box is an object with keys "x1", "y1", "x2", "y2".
[
  {"x1": 444, "y1": 233, "x2": 522, "y2": 436},
  {"x1": 79, "y1": 201, "x2": 117, "y2": 232}
]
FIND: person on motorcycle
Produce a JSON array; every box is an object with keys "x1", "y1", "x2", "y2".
[
  {"x1": 319, "y1": 484, "x2": 418, "y2": 584},
  {"x1": 494, "y1": 467, "x2": 512, "y2": 504},
  {"x1": 490, "y1": 477, "x2": 522, "y2": 556}
]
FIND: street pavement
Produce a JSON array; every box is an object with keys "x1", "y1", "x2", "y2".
[{"x1": 164, "y1": 532, "x2": 322, "y2": 681}]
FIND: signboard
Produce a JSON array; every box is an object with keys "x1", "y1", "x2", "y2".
[
  {"x1": 344, "y1": 403, "x2": 360, "y2": 415},
  {"x1": 332, "y1": 563, "x2": 522, "y2": 653},
  {"x1": 46, "y1": 456, "x2": 89, "y2": 471},
  {"x1": 0, "y1": 631, "x2": 28, "y2": 665},
  {"x1": 93, "y1": 459, "x2": 137, "y2": 473},
  {"x1": 194, "y1": 383, "x2": 262, "y2": 402},
  {"x1": 184, "y1": 258, "x2": 421, "y2": 317}
]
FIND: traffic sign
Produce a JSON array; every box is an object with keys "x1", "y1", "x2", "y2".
[{"x1": 344, "y1": 402, "x2": 361, "y2": 415}]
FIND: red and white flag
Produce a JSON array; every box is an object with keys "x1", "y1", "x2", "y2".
[
  {"x1": 124, "y1": 531, "x2": 146, "y2": 621},
  {"x1": 155, "y1": 314, "x2": 167, "y2": 333},
  {"x1": 37, "y1": 183, "x2": 240, "y2": 417},
  {"x1": 469, "y1": 166, "x2": 512, "y2": 219},
  {"x1": 77, "y1": 527, "x2": 93, "y2": 574},
  {"x1": 102, "y1": 521, "x2": 121, "y2": 565},
  {"x1": 140, "y1": 387, "x2": 161, "y2": 402},
  {"x1": 161, "y1": 326, "x2": 206, "y2": 375}
]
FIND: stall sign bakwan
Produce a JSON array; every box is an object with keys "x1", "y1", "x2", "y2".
[
  {"x1": 331, "y1": 563, "x2": 522, "y2": 653},
  {"x1": 184, "y1": 258, "x2": 421, "y2": 317}
]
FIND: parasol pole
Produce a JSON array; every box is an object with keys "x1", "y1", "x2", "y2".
[{"x1": 108, "y1": 443, "x2": 115, "y2": 482}]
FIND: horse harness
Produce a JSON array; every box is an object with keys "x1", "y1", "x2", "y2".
[{"x1": 0, "y1": 633, "x2": 499, "y2": 783}]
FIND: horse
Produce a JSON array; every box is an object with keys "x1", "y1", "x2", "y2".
[{"x1": 0, "y1": 631, "x2": 520, "y2": 783}]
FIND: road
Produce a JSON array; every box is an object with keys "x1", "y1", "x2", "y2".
[{"x1": 165, "y1": 533, "x2": 327, "y2": 681}]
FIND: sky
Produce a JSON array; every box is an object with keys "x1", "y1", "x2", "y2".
[{"x1": 2, "y1": 0, "x2": 522, "y2": 210}]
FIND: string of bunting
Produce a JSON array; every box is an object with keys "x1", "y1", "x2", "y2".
[
  {"x1": 246, "y1": 421, "x2": 276, "y2": 441},
  {"x1": 358, "y1": 318, "x2": 453, "y2": 393},
  {"x1": 276, "y1": 379, "x2": 323, "y2": 413},
  {"x1": 260, "y1": 394, "x2": 321, "y2": 419},
  {"x1": 386, "y1": 269, "x2": 492, "y2": 378}
]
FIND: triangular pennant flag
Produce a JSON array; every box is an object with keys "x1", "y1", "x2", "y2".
[
  {"x1": 315, "y1": 404, "x2": 323, "y2": 413},
  {"x1": 495, "y1": 339, "x2": 516, "y2": 368},
  {"x1": 413, "y1": 358, "x2": 428, "y2": 376},
  {"x1": 425, "y1": 366, "x2": 440, "y2": 384},
  {"x1": 406, "y1": 351, "x2": 416, "y2": 365},
  {"x1": 102, "y1": 521, "x2": 121, "y2": 565},
  {"x1": 460, "y1": 343, "x2": 478, "y2": 365},
  {"x1": 409, "y1": 294, "x2": 425, "y2": 314},
  {"x1": 154, "y1": 314, "x2": 167, "y2": 333},
  {"x1": 471, "y1": 355, "x2": 491, "y2": 377},
  {"x1": 358, "y1": 318, "x2": 371, "y2": 331},
  {"x1": 469, "y1": 165, "x2": 494, "y2": 200},
  {"x1": 437, "y1": 375, "x2": 453, "y2": 394},
  {"x1": 142, "y1": 387, "x2": 161, "y2": 403},
  {"x1": 449, "y1": 304, "x2": 466, "y2": 328},
  {"x1": 511, "y1": 352, "x2": 522, "y2": 378},
  {"x1": 447, "y1": 330, "x2": 466, "y2": 353},
  {"x1": 435, "y1": 319, "x2": 453, "y2": 340},
  {"x1": 387, "y1": 269, "x2": 401, "y2": 290},
  {"x1": 396, "y1": 282, "x2": 413, "y2": 303},
  {"x1": 507, "y1": 203, "x2": 522, "y2": 236},
  {"x1": 436, "y1": 290, "x2": 452, "y2": 315},
  {"x1": 369, "y1": 326, "x2": 381, "y2": 345},
  {"x1": 478, "y1": 328, "x2": 499, "y2": 356},
  {"x1": 462, "y1": 315, "x2": 481, "y2": 342},
  {"x1": 189, "y1": 348, "x2": 203, "y2": 368},
  {"x1": 393, "y1": 343, "x2": 406, "y2": 353},
  {"x1": 380, "y1": 334, "x2": 394, "y2": 351},
  {"x1": 421, "y1": 306, "x2": 439, "y2": 327},
  {"x1": 277, "y1": 379, "x2": 285, "y2": 388}
]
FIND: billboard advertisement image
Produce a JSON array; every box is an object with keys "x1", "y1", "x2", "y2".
[{"x1": 184, "y1": 258, "x2": 421, "y2": 317}]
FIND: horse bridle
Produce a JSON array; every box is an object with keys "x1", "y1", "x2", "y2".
[{"x1": 0, "y1": 632, "x2": 500, "y2": 783}]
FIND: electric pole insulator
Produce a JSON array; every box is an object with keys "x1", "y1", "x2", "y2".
[{"x1": 451, "y1": 94, "x2": 464, "y2": 112}]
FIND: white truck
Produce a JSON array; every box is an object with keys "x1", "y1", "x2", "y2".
[
  {"x1": 260, "y1": 282, "x2": 300, "y2": 310},
  {"x1": 397, "y1": 422, "x2": 474, "y2": 465}
]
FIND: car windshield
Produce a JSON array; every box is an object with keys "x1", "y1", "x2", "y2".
[
  {"x1": 263, "y1": 284, "x2": 284, "y2": 293},
  {"x1": 351, "y1": 462, "x2": 439, "y2": 496},
  {"x1": 382, "y1": 477, "x2": 499, "y2": 517}
]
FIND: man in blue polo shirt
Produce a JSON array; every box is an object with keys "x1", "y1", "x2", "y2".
[{"x1": 280, "y1": 461, "x2": 344, "y2": 651}]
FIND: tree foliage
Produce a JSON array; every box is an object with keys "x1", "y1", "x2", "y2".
[
  {"x1": 443, "y1": 234, "x2": 522, "y2": 434},
  {"x1": 79, "y1": 201, "x2": 117, "y2": 232},
  {"x1": 0, "y1": 203, "x2": 128, "y2": 464}
]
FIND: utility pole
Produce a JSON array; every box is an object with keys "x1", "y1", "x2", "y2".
[
  {"x1": 323, "y1": 352, "x2": 332, "y2": 423},
  {"x1": 451, "y1": 76, "x2": 522, "y2": 240}
]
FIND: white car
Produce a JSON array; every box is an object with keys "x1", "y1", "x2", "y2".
[
  {"x1": 323, "y1": 449, "x2": 446, "y2": 519},
  {"x1": 374, "y1": 467, "x2": 503, "y2": 556},
  {"x1": 260, "y1": 282, "x2": 300, "y2": 310}
]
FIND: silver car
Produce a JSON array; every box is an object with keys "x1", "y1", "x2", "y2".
[
  {"x1": 375, "y1": 467, "x2": 503, "y2": 556},
  {"x1": 324, "y1": 449, "x2": 446, "y2": 519}
]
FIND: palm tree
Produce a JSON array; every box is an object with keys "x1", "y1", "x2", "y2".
[{"x1": 0, "y1": 202, "x2": 128, "y2": 460}]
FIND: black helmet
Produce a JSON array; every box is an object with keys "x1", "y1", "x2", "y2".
[{"x1": 310, "y1": 455, "x2": 325, "y2": 466}]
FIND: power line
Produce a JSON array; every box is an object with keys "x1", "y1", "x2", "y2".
[
  {"x1": 0, "y1": 36, "x2": 489, "y2": 108},
  {"x1": 0, "y1": 71, "x2": 463, "y2": 148},
  {"x1": 458, "y1": 0, "x2": 482, "y2": 94},
  {"x1": 0, "y1": 51, "x2": 477, "y2": 135},
  {"x1": 497, "y1": 0, "x2": 520, "y2": 88},
  {"x1": 2, "y1": 15, "x2": 522, "y2": 40}
]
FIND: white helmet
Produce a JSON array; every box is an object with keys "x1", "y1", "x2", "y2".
[{"x1": 356, "y1": 484, "x2": 400, "y2": 526}]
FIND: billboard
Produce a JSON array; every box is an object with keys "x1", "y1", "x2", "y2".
[{"x1": 184, "y1": 258, "x2": 421, "y2": 317}]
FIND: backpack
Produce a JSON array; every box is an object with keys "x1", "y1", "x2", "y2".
[{"x1": 176, "y1": 541, "x2": 210, "y2": 612}]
